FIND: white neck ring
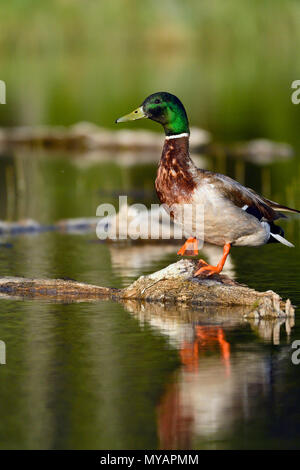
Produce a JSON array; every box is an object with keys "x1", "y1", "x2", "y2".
[{"x1": 165, "y1": 132, "x2": 189, "y2": 140}]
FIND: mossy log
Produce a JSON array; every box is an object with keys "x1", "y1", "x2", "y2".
[{"x1": 0, "y1": 260, "x2": 294, "y2": 319}]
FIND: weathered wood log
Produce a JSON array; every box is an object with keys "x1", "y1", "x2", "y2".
[
  {"x1": 121, "y1": 260, "x2": 294, "y2": 318},
  {"x1": 0, "y1": 260, "x2": 295, "y2": 318},
  {"x1": 0, "y1": 277, "x2": 119, "y2": 302}
]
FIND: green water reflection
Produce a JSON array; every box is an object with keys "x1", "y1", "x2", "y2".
[{"x1": 0, "y1": 145, "x2": 299, "y2": 449}]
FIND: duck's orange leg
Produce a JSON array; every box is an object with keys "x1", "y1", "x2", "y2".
[
  {"x1": 177, "y1": 237, "x2": 198, "y2": 256},
  {"x1": 194, "y1": 243, "x2": 231, "y2": 277}
]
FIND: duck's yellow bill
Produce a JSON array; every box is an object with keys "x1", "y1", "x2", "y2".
[{"x1": 115, "y1": 106, "x2": 147, "y2": 123}]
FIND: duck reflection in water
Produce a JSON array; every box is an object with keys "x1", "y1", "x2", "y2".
[
  {"x1": 158, "y1": 324, "x2": 231, "y2": 449},
  {"x1": 123, "y1": 298, "x2": 294, "y2": 450},
  {"x1": 180, "y1": 325, "x2": 231, "y2": 375}
]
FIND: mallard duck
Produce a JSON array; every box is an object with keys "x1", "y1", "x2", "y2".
[{"x1": 116, "y1": 92, "x2": 299, "y2": 277}]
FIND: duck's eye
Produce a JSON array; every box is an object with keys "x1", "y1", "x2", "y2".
[{"x1": 154, "y1": 99, "x2": 161, "y2": 104}]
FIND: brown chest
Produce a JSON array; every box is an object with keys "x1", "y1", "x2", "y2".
[{"x1": 155, "y1": 137, "x2": 196, "y2": 207}]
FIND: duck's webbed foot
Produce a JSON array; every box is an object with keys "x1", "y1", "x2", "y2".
[
  {"x1": 177, "y1": 237, "x2": 198, "y2": 256},
  {"x1": 194, "y1": 243, "x2": 231, "y2": 277},
  {"x1": 194, "y1": 260, "x2": 222, "y2": 277}
]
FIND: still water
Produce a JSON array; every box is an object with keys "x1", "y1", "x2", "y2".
[{"x1": 0, "y1": 144, "x2": 299, "y2": 450}]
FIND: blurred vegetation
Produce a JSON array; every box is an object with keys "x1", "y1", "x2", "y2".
[
  {"x1": 2, "y1": 0, "x2": 299, "y2": 57},
  {"x1": 0, "y1": 0, "x2": 300, "y2": 143}
]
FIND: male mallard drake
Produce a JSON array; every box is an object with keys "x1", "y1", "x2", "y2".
[{"x1": 116, "y1": 92, "x2": 299, "y2": 277}]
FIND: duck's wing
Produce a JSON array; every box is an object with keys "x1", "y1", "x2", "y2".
[{"x1": 198, "y1": 170, "x2": 295, "y2": 221}]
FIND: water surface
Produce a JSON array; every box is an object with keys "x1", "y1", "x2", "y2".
[{"x1": 0, "y1": 144, "x2": 299, "y2": 449}]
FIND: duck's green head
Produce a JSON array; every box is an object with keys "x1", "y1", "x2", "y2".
[{"x1": 116, "y1": 92, "x2": 189, "y2": 136}]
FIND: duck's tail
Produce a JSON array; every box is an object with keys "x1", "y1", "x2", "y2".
[{"x1": 264, "y1": 198, "x2": 300, "y2": 216}]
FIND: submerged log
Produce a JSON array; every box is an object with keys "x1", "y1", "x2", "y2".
[
  {"x1": 0, "y1": 277, "x2": 119, "y2": 302},
  {"x1": 0, "y1": 260, "x2": 295, "y2": 319}
]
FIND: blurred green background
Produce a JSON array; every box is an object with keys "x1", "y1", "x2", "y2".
[
  {"x1": 1, "y1": 0, "x2": 300, "y2": 142},
  {"x1": 1, "y1": 0, "x2": 300, "y2": 226}
]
